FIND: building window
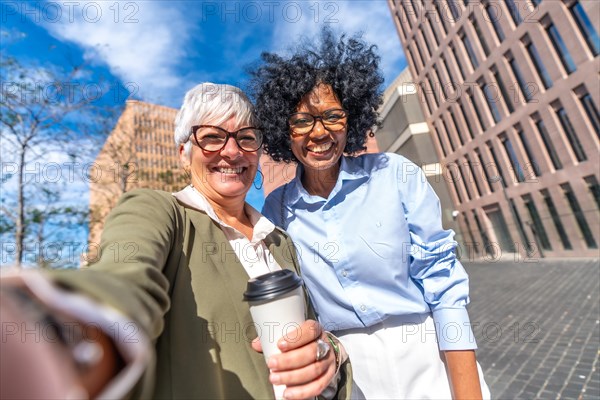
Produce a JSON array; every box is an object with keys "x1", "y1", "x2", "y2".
[
  {"x1": 428, "y1": 15, "x2": 441, "y2": 45},
  {"x1": 462, "y1": 212, "x2": 480, "y2": 255},
  {"x1": 487, "y1": 142, "x2": 507, "y2": 187},
  {"x1": 396, "y1": 10, "x2": 408, "y2": 40},
  {"x1": 471, "y1": 17, "x2": 490, "y2": 56},
  {"x1": 434, "y1": 1, "x2": 449, "y2": 34},
  {"x1": 531, "y1": 0, "x2": 542, "y2": 5},
  {"x1": 450, "y1": 44, "x2": 466, "y2": 80},
  {"x1": 415, "y1": 39, "x2": 427, "y2": 69},
  {"x1": 458, "y1": 164, "x2": 473, "y2": 200},
  {"x1": 576, "y1": 89, "x2": 600, "y2": 138},
  {"x1": 407, "y1": 46, "x2": 419, "y2": 70},
  {"x1": 546, "y1": 22, "x2": 577, "y2": 74},
  {"x1": 509, "y1": 198, "x2": 531, "y2": 251},
  {"x1": 450, "y1": 109, "x2": 465, "y2": 145},
  {"x1": 522, "y1": 195, "x2": 552, "y2": 251},
  {"x1": 481, "y1": 79, "x2": 503, "y2": 123},
  {"x1": 475, "y1": 149, "x2": 494, "y2": 193},
  {"x1": 458, "y1": 100, "x2": 475, "y2": 139},
  {"x1": 508, "y1": 56, "x2": 533, "y2": 102},
  {"x1": 432, "y1": 65, "x2": 445, "y2": 101},
  {"x1": 470, "y1": 90, "x2": 488, "y2": 131},
  {"x1": 517, "y1": 127, "x2": 540, "y2": 177},
  {"x1": 541, "y1": 189, "x2": 572, "y2": 250},
  {"x1": 461, "y1": 31, "x2": 479, "y2": 69},
  {"x1": 434, "y1": 126, "x2": 447, "y2": 157},
  {"x1": 400, "y1": 1, "x2": 413, "y2": 29},
  {"x1": 561, "y1": 183, "x2": 598, "y2": 249},
  {"x1": 441, "y1": 117, "x2": 456, "y2": 151},
  {"x1": 421, "y1": 81, "x2": 434, "y2": 115},
  {"x1": 427, "y1": 74, "x2": 439, "y2": 107},
  {"x1": 439, "y1": 58, "x2": 453, "y2": 97},
  {"x1": 533, "y1": 117, "x2": 562, "y2": 170},
  {"x1": 472, "y1": 210, "x2": 493, "y2": 253},
  {"x1": 450, "y1": 167, "x2": 463, "y2": 203},
  {"x1": 555, "y1": 105, "x2": 587, "y2": 162},
  {"x1": 493, "y1": 69, "x2": 515, "y2": 113},
  {"x1": 583, "y1": 175, "x2": 600, "y2": 210},
  {"x1": 501, "y1": 135, "x2": 526, "y2": 182},
  {"x1": 505, "y1": 0, "x2": 523, "y2": 26},
  {"x1": 465, "y1": 156, "x2": 482, "y2": 196},
  {"x1": 486, "y1": 3, "x2": 505, "y2": 42},
  {"x1": 524, "y1": 39, "x2": 553, "y2": 89},
  {"x1": 569, "y1": 1, "x2": 600, "y2": 56},
  {"x1": 448, "y1": 0, "x2": 461, "y2": 21},
  {"x1": 421, "y1": 30, "x2": 432, "y2": 57}
]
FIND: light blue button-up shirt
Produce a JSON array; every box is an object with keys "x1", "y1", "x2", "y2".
[{"x1": 263, "y1": 153, "x2": 476, "y2": 350}]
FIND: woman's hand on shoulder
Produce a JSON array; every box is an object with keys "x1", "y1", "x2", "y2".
[{"x1": 252, "y1": 319, "x2": 337, "y2": 399}]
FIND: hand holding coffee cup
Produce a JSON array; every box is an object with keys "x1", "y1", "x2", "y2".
[{"x1": 245, "y1": 270, "x2": 337, "y2": 399}]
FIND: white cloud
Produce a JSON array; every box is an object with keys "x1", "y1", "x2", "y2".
[
  {"x1": 271, "y1": 1, "x2": 406, "y2": 85},
  {"x1": 38, "y1": 1, "x2": 191, "y2": 104}
]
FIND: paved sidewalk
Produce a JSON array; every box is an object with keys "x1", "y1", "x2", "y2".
[{"x1": 464, "y1": 258, "x2": 600, "y2": 399}]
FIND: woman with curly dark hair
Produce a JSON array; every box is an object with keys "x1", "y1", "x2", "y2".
[{"x1": 249, "y1": 29, "x2": 490, "y2": 399}]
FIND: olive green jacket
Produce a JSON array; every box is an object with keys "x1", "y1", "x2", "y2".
[{"x1": 51, "y1": 189, "x2": 351, "y2": 399}]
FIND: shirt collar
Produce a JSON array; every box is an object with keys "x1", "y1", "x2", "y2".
[
  {"x1": 172, "y1": 185, "x2": 275, "y2": 244},
  {"x1": 287, "y1": 156, "x2": 370, "y2": 206}
]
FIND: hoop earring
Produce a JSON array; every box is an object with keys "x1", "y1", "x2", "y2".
[{"x1": 253, "y1": 169, "x2": 264, "y2": 190}]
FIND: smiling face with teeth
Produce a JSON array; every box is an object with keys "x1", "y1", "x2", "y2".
[
  {"x1": 290, "y1": 84, "x2": 347, "y2": 181},
  {"x1": 181, "y1": 116, "x2": 260, "y2": 204}
]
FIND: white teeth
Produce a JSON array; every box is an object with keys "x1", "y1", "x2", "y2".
[
  {"x1": 216, "y1": 167, "x2": 243, "y2": 174},
  {"x1": 309, "y1": 143, "x2": 333, "y2": 153}
]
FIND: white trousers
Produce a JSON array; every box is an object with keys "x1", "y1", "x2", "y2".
[{"x1": 335, "y1": 314, "x2": 491, "y2": 399}]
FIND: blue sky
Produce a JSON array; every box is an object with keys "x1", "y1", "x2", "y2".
[{"x1": 2, "y1": 0, "x2": 407, "y2": 210}]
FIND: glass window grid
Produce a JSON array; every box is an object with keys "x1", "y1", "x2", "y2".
[
  {"x1": 517, "y1": 128, "x2": 540, "y2": 176},
  {"x1": 472, "y1": 17, "x2": 491, "y2": 56},
  {"x1": 428, "y1": 15, "x2": 441, "y2": 45},
  {"x1": 415, "y1": 39, "x2": 427, "y2": 69},
  {"x1": 434, "y1": 126, "x2": 448, "y2": 157},
  {"x1": 482, "y1": 81, "x2": 503, "y2": 123},
  {"x1": 427, "y1": 74, "x2": 440, "y2": 107},
  {"x1": 486, "y1": 3, "x2": 505, "y2": 42},
  {"x1": 465, "y1": 156, "x2": 483, "y2": 196},
  {"x1": 541, "y1": 189, "x2": 573, "y2": 250},
  {"x1": 523, "y1": 195, "x2": 552, "y2": 250},
  {"x1": 435, "y1": 1, "x2": 449, "y2": 34},
  {"x1": 556, "y1": 107, "x2": 587, "y2": 162},
  {"x1": 421, "y1": 81, "x2": 434, "y2": 115},
  {"x1": 493, "y1": 70, "x2": 515, "y2": 113},
  {"x1": 458, "y1": 100, "x2": 475, "y2": 139},
  {"x1": 441, "y1": 117, "x2": 456, "y2": 151},
  {"x1": 458, "y1": 163, "x2": 473, "y2": 200},
  {"x1": 583, "y1": 175, "x2": 600, "y2": 210},
  {"x1": 509, "y1": 198, "x2": 531, "y2": 249},
  {"x1": 440, "y1": 56, "x2": 455, "y2": 96},
  {"x1": 501, "y1": 136, "x2": 526, "y2": 182},
  {"x1": 470, "y1": 90, "x2": 488, "y2": 131},
  {"x1": 546, "y1": 23, "x2": 577, "y2": 74},
  {"x1": 450, "y1": 167, "x2": 464, "y2": 203},
  {"x1": 476, "y1": 150, "x2": 494, "y2": 193},
  {"x1": 448, "y1": 0, "x2": 461, "y2": 20},
  {"x1": 400, "y1": 1, "x2": 413, "y2": 29},
  {"x1": 570, "y1": 2, "x2": 600, "y2": 56},
  {"x1": 462, "y1": 212, "x2": 480, "y2": 255},
  {"x1": 534, "y1": 118, "x2": 563, "y2": 170},
  {"x1": 487, "y1": 142, "x2": 507, "y2": 187},
  {"x1": 421, "y1": 30, "x2": 432, "y2": 57},
  {"x1": 579, "y1": 93, "x2": 600, "y2": 138},
  {"x1": 461, "y1": 32, "x2": 480, "y2": 69},
  {"x1": 509, "y1": 57, "x2": 533, "y2": 102},
  {"x1": 561, "y1": 184, "x2": 598, "y2": 248},
  {"x1": 505, "y1": 0, "x2": 523, "y2": 26},
  {"x1": 450, "y1": 44, "x2": 466, "y2": 80},
  {"x1": 432, "y1": 65, "x2": 444, "y2": 101},
  {"x1": 397, "y1": 10, "x2": 408, "y2": 39},
  {"x1": 472, "y1": 210, "x2": 493, "y2": 250},
  {"x1": 449, "y1": 108, "x2": 465, "y2": 145},
  {"x1": 526, "y1": 41, "x2": 553, "y2": 89}
]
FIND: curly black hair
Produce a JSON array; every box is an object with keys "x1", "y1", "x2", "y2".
[{"x1": 247, "y1": 28, "x2": 384, "y2": 163}]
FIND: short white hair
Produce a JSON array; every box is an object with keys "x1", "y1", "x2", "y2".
[{"x1": 174, "y1": 83, "x2": 256, "y2": 158}]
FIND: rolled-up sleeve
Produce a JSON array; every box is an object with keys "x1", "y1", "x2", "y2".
[{"x1": 402, "y1": 162, "x2": 477, "y2": 351}]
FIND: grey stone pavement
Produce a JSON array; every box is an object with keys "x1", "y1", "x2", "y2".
[{"x1": 464, "y1": 257, "x2": 599, "y2": 400}]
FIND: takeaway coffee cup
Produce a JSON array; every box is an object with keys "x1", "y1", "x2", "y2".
[{"x1": 243, "y1": 269, "x2": 306, "y2": 399}]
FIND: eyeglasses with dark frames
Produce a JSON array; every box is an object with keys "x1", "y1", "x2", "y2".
[
  {"x1": 190, "y1": 125, "x2": 263, "y2": 152},
  {"x1": 288, "y1": 109, "x2": 348, "y2": 136}
]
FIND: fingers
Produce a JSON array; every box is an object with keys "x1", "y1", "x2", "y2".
[
  {"x1": 277, "y1": 319, "x2": 322, "y2": 352},
  {"x1": 251, "y1": 337, "x2": 262, "y2": 353}
]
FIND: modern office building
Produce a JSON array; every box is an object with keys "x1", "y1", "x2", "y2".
[
  {"x1": 376, "y1": 68, "x2": 469, "y2": 252},
  {"x1": 388, "y1": 0, "x2": 599, "y2": 258},
  {"x1": 88, "y1": 100, "x2": 183, "y2": 253}
]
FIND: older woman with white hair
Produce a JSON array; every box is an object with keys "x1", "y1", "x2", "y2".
[{"x1": 0, "y1": 83, "x2": 351, "y2": 400}]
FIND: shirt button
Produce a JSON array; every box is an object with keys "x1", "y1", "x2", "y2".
[
  {"x1": 342, "y1": 270, "x2": 348, "y2": 277},
  {"x1": 376, "y1": 222, "x2": 382, "y2": 227},
  {"x1": 360, "y1": 305, "x2": 367, "y2": 312}
]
